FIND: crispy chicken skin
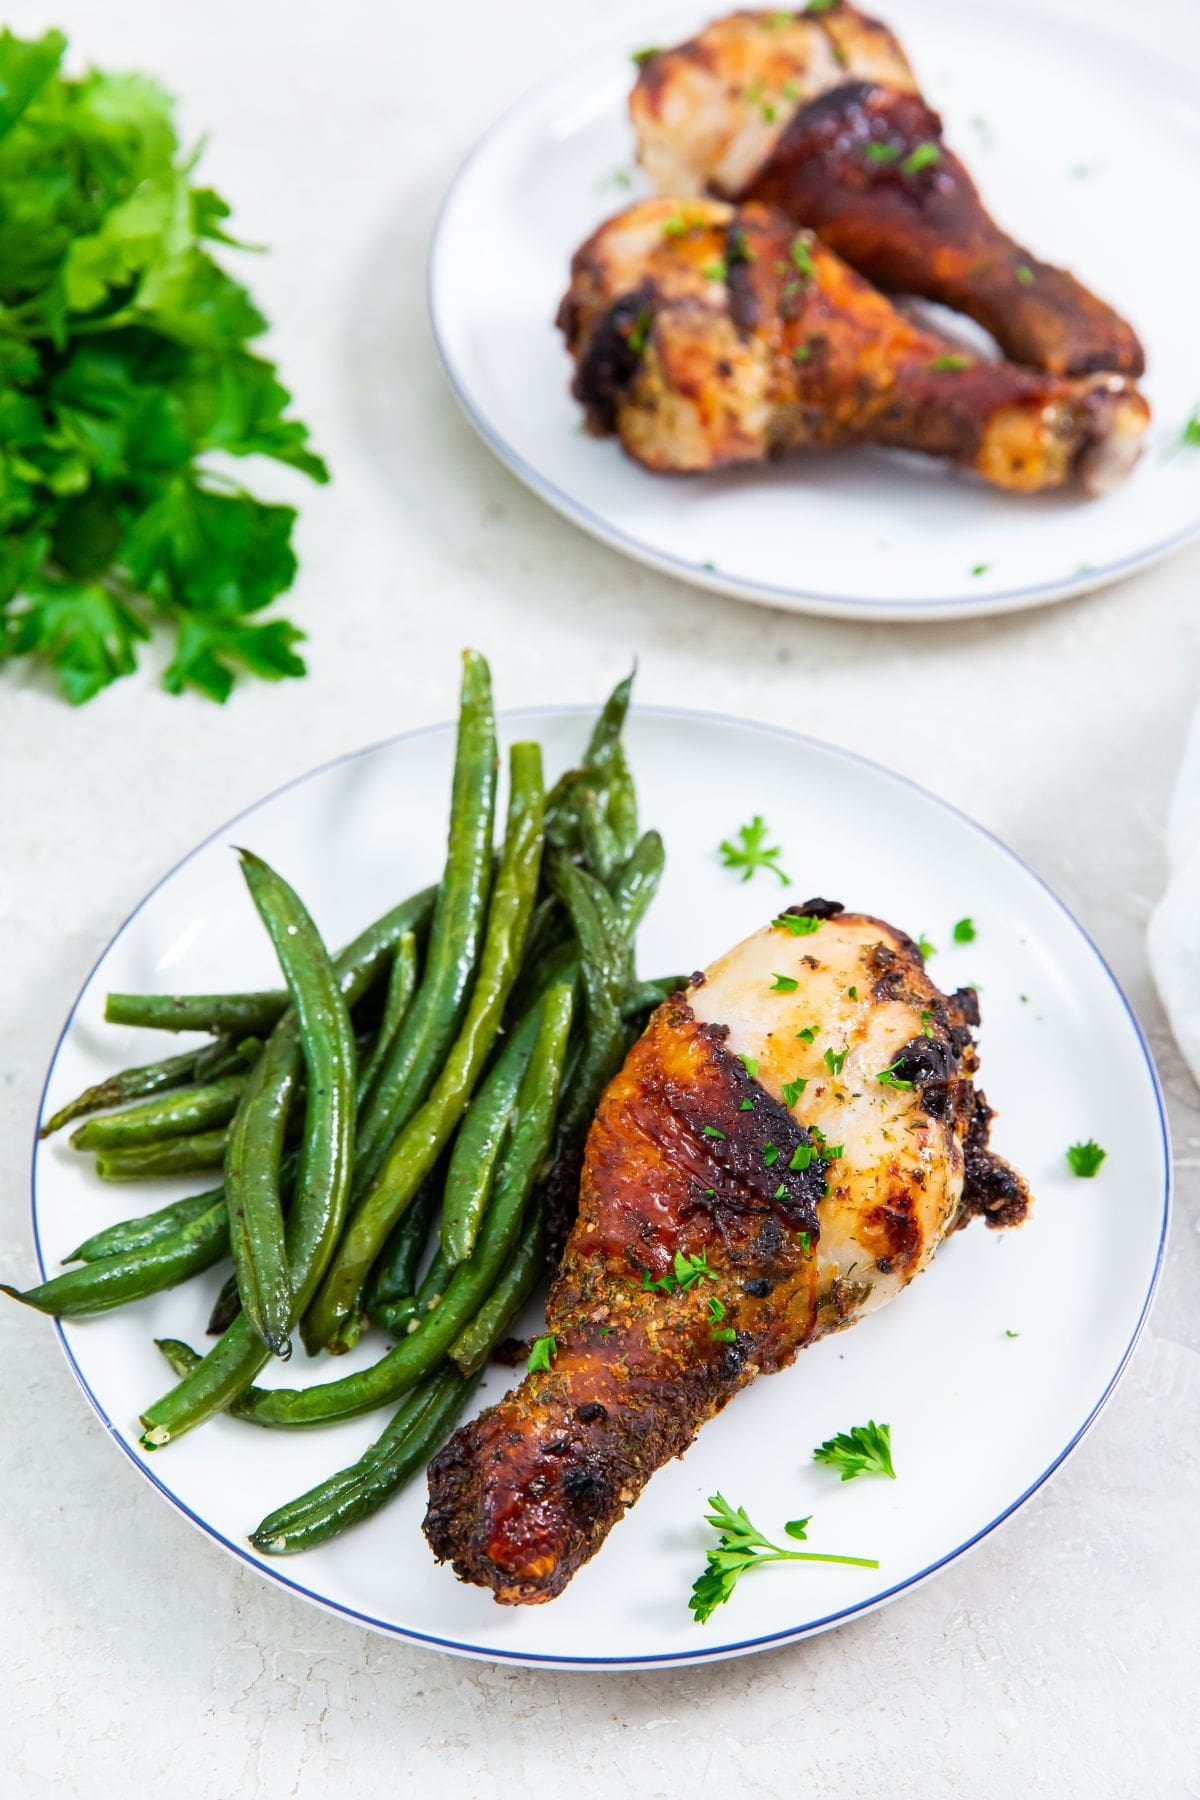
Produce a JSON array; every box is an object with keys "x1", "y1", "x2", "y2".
[
  {"x1": 424, "y1": 901, "x2": 1030, "y2": 1605},
  {"x1": 557, "y1": 197, "x2": 1148, "y2": 494},
  {"x1": 630, "y1": 5, "x2": 1145, "y2": 379}
]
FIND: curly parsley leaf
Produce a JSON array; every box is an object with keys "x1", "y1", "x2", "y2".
[
  {"x1": 718, "y1": 815, "x2": 792, "y2": 885},
  {"x1": 690, "y1": 1492, "x2": 878, "y2": 1623},
  {"x1": 0, "y1": 30, "x2": 325, "y2": 704},
  {"x1": 527, "y1": 1333, "x2": 557, "y2": 1373},
  {"x1": 812, "y1": 1419, "x2": 896, "y2": 1482}
]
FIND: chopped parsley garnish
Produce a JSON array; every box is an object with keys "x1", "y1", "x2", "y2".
[
  {"x1": 708, "y1": 1296, "x2": 727, "y2": 1323},
  {"x1": 796, "y1": 1026, "x2": 816, "y2": 1043},
  {"x1": 712, "y1": 1325, "x2": 737, "y2": 1343},
  {"x1": 792, "y1": 343, "x2": 812, "y2": 363},
  {"x1": 771, "y1": 972, "x2": 799, "y2": 992},
  {"x1": 740, "y1": 1097, "x2": 755, "y2": 1111},
  {"x1": 952, "y1": 916, "x2": 976, "y2": 943},
  {"x1": 773, "y1": 911, "x2": 823, "y2": 935},
  {"x1": 781, "y1": 79, "x2": 801, "y2": 100},
  {"x1": 1182, "y1": 408, "x2": 1200, "y2": 448},
  {"x1": 702, "y1": 257, "x2": 728, "y2": 282},
  {"x1": 928, "y1": 354, "x2": 970, "y2": 370},
  {"x1": 1015, "y1": 263, "x2": 1035, "y2": 286},
  {"x1": 626, "y1": 307, "x2": 653, "y2": 354},
  {"x1": 805, "y1": 0, "x2": 840, "y2": 12},
  {"x1": 864, "y1": 141, "x2": 900, "y2": 163},
  {"x1": 599, "y1": 1324, "x2": 612, "y2": 1336},
  {"x1": 527, "y1": 1334, "x2": 557, "y2": 1373},
  {"x1": 789, "y1": 1143, "x2": 815, "y2": 1170},
  {"x1": 812, "y1": 1419, "x2": 895, "y2": 1481},
  {"x1": 675, "y1": 1248, "x2": 717, "y2": 1288},
  {"x1": 719, "y1": 815, "x2": 791, "y2": 885},
  {"x1": 631, "y1": 46, "x2": 660, "y2": 66},
  {"x1": 823, "y1": 1045, "x2": 848, "y2": 1076},
  {"x1": 971, "y1": 562, "x2": 990, "y2": 576},
  {"x1": 762, "y1": 9, "x2": 796, "y2": 24},
  {"x1": 823, "y1": 1143, "x2": 844, "y2": 1160},
  {"x1": 782, "y1": 1078, "x2": 808, "y2": 1107},
  {"x1": 918, "y1": 935, "x2": 937, "y2": 959},
  {"x1": 764, "y1": 1144, "x2": 779, "y2": 1166},
  {"x1": 689, "y1": 1493, "x2": 878, "y2": 1623},
  {"x1": 847, "y1": 986, "x2": 858, "y2": 999},
  {"x1": 703, "y1": 1125, "x2": 726, "y2": 1140},
  {"x1": 739, "y1": 1053, "x2": 760, "y2": 1078},
  {"x1": 901, "y1": 142, "x2": 940, "y2": 174},
  {"x1": 1066, "y1": 1139, "x2": 1106, "y2": 1178},
  {"x1": 662, "y1": 211, "x2": 696, "y2": 239},
  {"x1": 920, "y1": 1008, "x2": 933, "y2": 1038},
  {"x1": 790, "y1": 235, "x2": 816, "y2": 277},
  {"x1": 799, "y1": 1230, "x2": 812, "y2": 1251},
  {"x1": 774, "y1": 1183, "x2": 788, "y2": 1200},
  {"x1": 876, "y1": 1058, "x2": 913, "y2": 1091},
  {"x1": 1005, "y1": 1328, "x2": 1020, "y2": 1339}
]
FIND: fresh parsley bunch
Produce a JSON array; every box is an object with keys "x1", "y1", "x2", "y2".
[{"x1": 0, "y1": 28, "x2": 327, "y2": 703}]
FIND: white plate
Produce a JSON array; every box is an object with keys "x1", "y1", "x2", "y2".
[
  {"x1": 428, "y1": 0, "x2": 1200, "y2": 622},
  {"x1": 31, "y1": 707, "x2": 1168, "y2": 1669}
]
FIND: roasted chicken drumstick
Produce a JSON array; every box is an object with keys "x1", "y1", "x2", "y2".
[
  {"x1": 558, "y1": 197, "x2": 1148, "y2": 494},
  {"x1": 425, "y1": 900, "x2": 1030, "y2": 1604},
  {"x1": 630, "y1": 5, "x2": 1145, "y2": 379}
]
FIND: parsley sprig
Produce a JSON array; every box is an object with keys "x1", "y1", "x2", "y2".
[
  {"x1": 812, "y1": 1419, "x2": 895, "y2": 1481},
  {"x1": 1066, "y1": 1139, "x2": 1106, "y2": 1178},
  {"x1": 690, "y1": 1493, "x2": 878, "y2": 1623},
  {"x1": 0, "y1": 30, "x2": 327, "y2": 703},
  {"x1": 719, "y1": 816, "x2": 791, "y2": 885},
  {"x1": 527, "y1": 1334, "x2": 557, "y2": 1373}
]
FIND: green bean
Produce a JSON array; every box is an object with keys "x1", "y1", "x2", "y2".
[
  {"x1": 544, "y1": 671, "x2": 634, "y2": 857},
  {"x1": 95, "y1": 1131, "x2": 229, "y2": 1182},
  {"x1": 105, "y1": 884, "x2": 436, "y2": 1039},
  {"x1": 576, "y1": 787, "x2": 620, "y2": 884},
  {"x1": 193, "y1": 1035, "x2": 261, "y2": 1083},
  {"x1": 227, "y1": 982, "x2": 572, "y2": 1429},
  {"x1": 229, "y1": 850, "x2": 358, "y2": 1357},
  {"x1": 66, "y1": 1189, "x2": 223, "y2": 1263},
  {"x1": 621, "y1": 975, "x2": 687, "y2": 1020},
  {"x1": 207, "y1": 1271, "x2": 241, "y2": 1335},
  {"x1": 610, "y1": 829, "x2": 665, "y2": 937},
  {"x1": 353, "y1": 651, "x2": 497, "y2": 1194},
  {"x1": 366, "y1": 1179, "x2": 438, "y2": 1313},
  {"x1": 2, "y1": 1199, "x2": 228, "y2": 1317},
  {"x1": 69, "y1": 1074, "x2": 248, "y2": 1151},
  {"x1": 370, "y1": 1245, "x2": 452, "y2": 1337},
  {"x1": 248, "y1": 1366, "x2": 477, "y2": 1556},
  {"x1": 356, "y1": 931, "x2": 417, "y2": 1103},
  {"x1": 138, "y1": 882, "x2": 428, "y2": 1448},
  {"x1": 104, "y1": 991, "x2": 289, "y2": 1038},
  {"x1": 449, "y1": 1203, "x2": 546, "y2": 1376},
  {"x1": 40, "y1": 1047, "x2": 213, "y2": 1138},
  {"x1": 606, "y1": 741, "x2": 639, "y2": 860},
  {"x1": 303, "y1": 739, "x2": 544, "y2": 1354},
  {"x1": 440, "y1": 998, "x2": 544, "y2": 1266},
  {"x1": 225, "y1": 1021, "x2": 301, "y2": 1357},
  {"x1": 548, "y1": 859, "x2": 628, "y2": 1153}
]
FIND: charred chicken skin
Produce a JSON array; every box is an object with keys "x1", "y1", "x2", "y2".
[
  {"x1": 424, "y1": 901, "x2": 1030, "y2": 1605},
  {"x1": 557, "y1": 196, "x2": 1148, "y2": 494},
  {"x1": 630, "y1": 5, "x2": 1145, "y2": 379}
]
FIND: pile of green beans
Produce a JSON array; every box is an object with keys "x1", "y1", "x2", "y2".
[{"x1": 8, "y1": 651, "x2": 686, "y2": 1556}]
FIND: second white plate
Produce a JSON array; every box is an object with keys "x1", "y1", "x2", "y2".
[{"x1": 429, "y1": 0, "x2": 1200, "y2": 621}]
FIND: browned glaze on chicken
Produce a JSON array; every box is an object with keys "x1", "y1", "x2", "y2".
[
  {"x1": 630, "y1": 6, "x2": 1145, "y2": 379},
  {"x1": 557, "y1": 197, "x2": 1148, "y2": 494},
  {"x1": 425, "y1": 903, "x2": 1030, "y2": 1605}
]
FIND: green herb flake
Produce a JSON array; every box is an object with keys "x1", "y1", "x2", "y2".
[
  {"x1": 708, "y1": 1295, "x2": 727, "y2": 1323},
  {"x1": 1066, "y1": 1139, "x2": 1106, "y2": 1178},
  {"x1": 764, "y1": 1144, "x2": 779, "y2": 1167},
  {"x1": 774, "y1": 1183, "x2": 788, "y2": 1200},
  {"x1": 918, "y1": 935, "x2": 937, "y2": 960},
  {"x1": 1005, "y1": 1328, "x2": 1020, "y2": 1339},
  {"x1": 864, "y1": 141, "x2": 900, "y2": 163},
  {"x1": 1015, "y1": 263, "x2": 1036, "y2": 286},
  {"x1": 773, "y1": 911, "x2": 823, "y2": 935},
  {"x1": 689, "y1": 1491, "x2": 878, "y2": 1624},
  {"x1": 675, "y1": 1248, "x2": 717, "y2": 1289},
  {"x1": 789, "y1": 1144, "x2": 815, "y2": 1171},
  {"x1": 702, "y1": 257, "x2": 728, "y2": 282},
  {"x1": 797, "y1": 1026, "x2": 816, "y2": 1043},
  {"x1": 711, "y1": 1326, "x2": 737, "y2": 1343},
  {"x1": 762, "y1": 9, "x2": 796, "y2": 24},
  {"x1": 782, "y1": 1077, "x2": 808, "y2": 1107},
  {"x1": 952, "y1": 916, "x2": 976, "y2": 943},
  {"x1": 792, "y1": 343, "x2": 812, "y2": 363},
  {"x1": 823, "y1": 1046, "x2": 848, "y2": 1076},
  {"x1": 739, "y1": 1054, "x2": 760, "y2": 1078},
  {"x1": 971, "y1": 562, "x2": 990, "y2": 576},
  {"x1": 812, "y1": 1419, "x2": 895, "y2": 1481},
  {"x1": 805, "y1": 0, "x2": 840, "y2": 12},
  {"x1": 1181, "y1": 409, "x2": 1200, "y2": 448},
  {"x1": 901, "y1": 141, "x2": 941, "y2": 174},
  {"x1": 799, "y1": 1230, "x2": 812, "y2": 1251},
  {"x1": 631, "y1": 46, "x2": 660, "y2": 66},
  {"x1": 847, "y1": 986, "x2": 858, "y2": 999},
  {"x1": 771, "y1": 972, "x2": 800, "y2": 992},
  {"x1": 740, "y1": 1097, "x2": 755, "y2": 1111},
  {"x1": 719, "y1": 815, "x2": 792, "y2": 885},
  {"x1": 876, "y1": 1058, "x2": 913, "y2": 1091},
  {"x1": 920, "y1": 1008, "x2": 934, "y2": 1039},
  {"x1": 626, "y1": 306, "x2": 653, "y2": 354},
  {"x1": 790, "y1": 235, "x2": 816, "y2": 277},
  {"x1": 527, "y1": 1334, "x2": 557, "y2": 1374},
  {"x1": 928, "y1": 354, "x2": 970, "y2": 371},
  {"x1": 703, "y1": 1125, "x2": 727, "y2": 1140}
]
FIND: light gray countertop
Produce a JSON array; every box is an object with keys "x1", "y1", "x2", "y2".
[{"x1": 2, "y1": 0, "x2": 1198, "y2": 1793}]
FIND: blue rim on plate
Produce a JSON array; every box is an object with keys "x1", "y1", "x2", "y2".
[
  {"x1": 426, "y1": 3, "x2": 1200, "y2": 623},
  {"x1": 30, "y1": 706, "x2": 1172, "y2": 1669}
]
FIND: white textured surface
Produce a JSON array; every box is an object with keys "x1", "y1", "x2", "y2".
[{"x1": 1, "y1": 0, "x2": 1198, "y2": 1793}]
